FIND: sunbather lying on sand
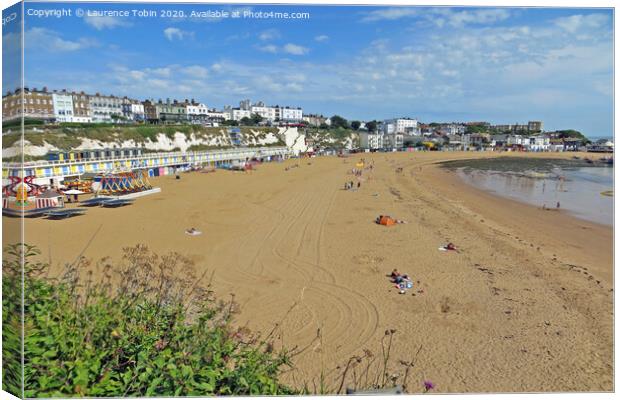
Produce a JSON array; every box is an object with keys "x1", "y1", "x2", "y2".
[
  {"x1": 376, "y1": 215, "x2": 408, "y2": 225},
  {"x1": 389, "y1": 269, "x2": 411, "y2": 284},
  {"x1": 439, "y1": 242, "x2": 458, "y2": 252},
  {"x1": 185, "y1": 227, "x2": 202, "y2": 236}
]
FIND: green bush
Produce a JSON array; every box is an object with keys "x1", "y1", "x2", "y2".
[
  {"x1": 3, "y1": 244, "x2": 295, "y2": 397},
  {"x1": 2, "y1": 118, "x2": 46, "y2": 129}
]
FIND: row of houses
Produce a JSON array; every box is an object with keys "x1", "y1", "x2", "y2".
[
  {"x1": 358, "y1": 131, "x2": 586, "y2": 152},
  {"x1": 376, "y1": 119, "x2": 544, "y2": 136},
  {"x1": 2, "y1": 88, "x2": 305, "y2": 125}
]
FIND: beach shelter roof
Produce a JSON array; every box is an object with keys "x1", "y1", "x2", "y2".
[
  {"x1": 38, "y1": 190, "x2": 63, "y2": 199},
  {"x1": 63, "y1": 189, "x2": 85, "y2": 195}
]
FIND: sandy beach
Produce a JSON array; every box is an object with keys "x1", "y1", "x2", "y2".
[{"x1": 8, "y1": 151, "x2": 613, "y2": 393}]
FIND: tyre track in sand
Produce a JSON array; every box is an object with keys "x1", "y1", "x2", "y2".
[{"x1": 211, "y1": 162, "x2": 380, "y2": 383}]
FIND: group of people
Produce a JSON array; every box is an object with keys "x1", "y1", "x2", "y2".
[
  {"x1": 351, "y1": 168, "x2": 364, "y2": 177},
  {"x1": 390, "y1": 269, "x2": 413, "y2": 294},
  {"x1": 344, "y1": 181, "x2": 361, "y2": 190}
]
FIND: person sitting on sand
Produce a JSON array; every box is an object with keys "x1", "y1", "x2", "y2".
[{"x1": 445, "y1": 243, "x2": 457, "y2": 251}]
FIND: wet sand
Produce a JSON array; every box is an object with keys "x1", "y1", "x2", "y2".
[{"x1": 7, "y1": 151, "x2": 613, "y2": 392}]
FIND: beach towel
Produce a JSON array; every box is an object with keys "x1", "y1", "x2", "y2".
[
  {"x1": 185, "y1": 230, "x2": 202, "y2": 236},
  {"x1": 378, "y1": 216, "x2": 396, "y2": 226}
]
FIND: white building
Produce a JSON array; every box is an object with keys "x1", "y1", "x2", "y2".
[
  {"x1": 276, "y1": 106, "x2": 303, "y2": 123},
  {"x1": 207, "y1": 109, "x2": 226, "y2": 121},
  {"x1": 122, "y1": 99, "x2": 145, "y2": 122},
  {"x1": 359, "y1": 132, "x2": 383, "y2": 150},
  {"x1": 239, "y1": 99, "x2": 252, "y2": 110},
  {"x1": 185, "y1": 102, "x2": 209, "y2": 124},
  {"x1": 383, "y1": 118, "x2": 418, "y2": 134},
  {"x1": 439, "y1": 124, "x2": 466, "y2": 136},
  {"x1": 89, "y1": 94, "x2": 123, "y2": 122},
  {"x1": 384, "y1": 133, "x2": 404, "y2": 149},
  {"x1": 71, "y1": 92, "x2": 92, "y2": 123},
  {"x1": 251, "y1": 102, "x2": 277, "y2": 122},
  {"x1": 186, "y1": 102, "x2": 208, "y2": 116},
  {"x1": 224, "y1": 107, "x2": 252, "y2": 121},
  {"x1": 51, "y1": 93, "x2": 74, "y2": 123},
  {"x1": 507, "y1": 135, "x2": 524, "y2": 146},
  {"x1": 525, "y1": 135, "x2": 550, "y2": 151}
]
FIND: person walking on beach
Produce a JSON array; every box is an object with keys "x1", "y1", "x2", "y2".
[{"x1": 556, "y1": 201, "x2": 561, "y2": 209}]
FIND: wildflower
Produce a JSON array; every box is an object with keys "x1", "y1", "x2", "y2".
[
  {"x1": 423, "y1": 380, "x2": 435, "y2": 392},
  {"x1": 154, "y1": 339, "x2": 168, "y2": 350}
]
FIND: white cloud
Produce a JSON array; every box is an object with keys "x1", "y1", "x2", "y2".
[
  {"x1": 163, "y1": 27, "x2": 193, "y2": 41},
  {"x1": 148, "y1": 79, "x2": 170, "y2": 89},
  {"x1": 315, "y1": 35, "x2": 329, "y2": 42},
  {"x1": 128, "y1": 70, "x2": 146, "y2": 80},
  {"x1": 554, "y1": 14, "x2": 610, "y2": 33},
  {"x1": 84, "y1": 15, "x2": 130, "y2": 30},
  {"x1": 2, "y1": 32, "x2": 20, "y2": 55},
  {"x1": 361, "y1": 8, "x2": 418, "y2": 22},
  {"x1": 150, "y1": 67, "x2": 172, "y2": 77},
  {"x1": 25, "y1": 28, "x2": 97, "y2": 52},
  {"x1": 259, "y1": 29, "x2": 280, "y2": 41},
  {"x1": 440, "y1": 9, "x2": 511, "y2": 28},
  {"x1": 286, "y1": 82, "x2": 304, "y2": 92},
  {"x1": 256, "y1": 43, "x2": 309, "y2": 55},
  {"x1": 286, "y1": 73, "x2": 307, "y2": 82},
  {"x1": 181, "y1": 65, "x2": 209, "y2": 78},
  {"x1": 283, "y1": 43, "x2": 308, "y2": 55},
  {"x1": 258, "y1": 44, "x2": 278, "y2": 54},
  {"x1": 363, "y1": 7, "x2": 510, "y2": 27},
  {"x1": 254, "y1": 76, "x2": 283, "y2": 92}
]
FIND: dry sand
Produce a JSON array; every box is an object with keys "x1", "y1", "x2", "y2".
[{"x1": 5, "y1": 151, "x2": 613, "y2": 393}]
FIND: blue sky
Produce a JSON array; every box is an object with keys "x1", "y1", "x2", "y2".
[{"x1": 4, "y1": 3, "x2": 614, "y2": 136}]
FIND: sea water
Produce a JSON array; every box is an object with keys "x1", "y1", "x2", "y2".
[{"x1": 444, "y1": 158, "x2": 613, "y2": 226}]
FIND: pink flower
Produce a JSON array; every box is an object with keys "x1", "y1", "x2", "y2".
[{"x1": 423, "y1": 380, "x2": 435, "y2": 392}]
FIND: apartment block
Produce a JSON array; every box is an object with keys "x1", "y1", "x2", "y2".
[
  {"x1": 89, "y1": 93, "x2": 123, "y2": 122},
  {"x1": 2, "y1": 87, "x2": 55, "y2": 122}
]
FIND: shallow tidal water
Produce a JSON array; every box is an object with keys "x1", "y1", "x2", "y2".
[{"x1": 442, "y1": 158, "x2": 614, "y2": 226}]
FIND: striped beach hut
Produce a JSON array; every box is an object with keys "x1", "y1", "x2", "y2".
[{"x1": 35, "y1": 190, "x2": 64, "y2": 209}]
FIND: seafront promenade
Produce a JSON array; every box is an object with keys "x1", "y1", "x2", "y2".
[{"x1": 2, "y1": 146, "x2": 291, "y2": 183}]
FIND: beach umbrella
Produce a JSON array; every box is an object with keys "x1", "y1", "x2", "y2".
[{"x1": 63, "y1": 189, "x2": 85, "y2": 195}]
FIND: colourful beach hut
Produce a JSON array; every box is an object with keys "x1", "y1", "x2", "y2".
[{"x1": 35, "y1": 190, "x2": 64, "y2": 209}]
